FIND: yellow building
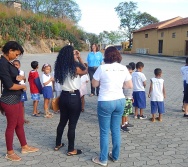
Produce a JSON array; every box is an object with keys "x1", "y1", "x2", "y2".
[{"x1": 132, "y1": 17, "x2": 188, "y2": 56}]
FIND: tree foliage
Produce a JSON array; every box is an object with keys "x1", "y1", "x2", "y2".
[
  {"x1": 115, "y1": 1, "x2": 159, "y2": 47},
  {"x1": 0, "y1": 0, "x2": 81, "y2": 23}
]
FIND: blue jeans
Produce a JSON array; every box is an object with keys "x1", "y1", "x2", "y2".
[{"x1": 97, "y1": 98, "x2": 125, "y2": 163}]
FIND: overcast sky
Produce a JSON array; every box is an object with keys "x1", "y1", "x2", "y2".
[{"x1": 75, "y1": 0, "x2": 188, "y2": 34}]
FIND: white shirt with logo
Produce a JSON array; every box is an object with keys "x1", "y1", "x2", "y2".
[
  {"x1": 132, "y1": 71, "x2": 147, "y2": 91},
  {"x1": 93, "y1": 63, "x2": 132, "y2": 101}
]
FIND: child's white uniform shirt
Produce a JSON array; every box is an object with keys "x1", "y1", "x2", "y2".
[
  {"x1": 19, "y1": 70, "x2": 25, "y2": 85},
  {"x1": 180, "y1": 66, "x2": 188, "y2": 81},
  {"x1": 42, "y1": 73, "x2": 52, "y2": 87},
  {"x1": 150, "y1": 78, "x2": 164, "y2": 101},
  {"x1": 132, "y1": 71, "x2": 146, "y2": 91}
]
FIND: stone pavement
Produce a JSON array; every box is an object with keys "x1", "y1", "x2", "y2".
[{"x1": 0, "y1": 52, "x2": 188, "y2": 167}]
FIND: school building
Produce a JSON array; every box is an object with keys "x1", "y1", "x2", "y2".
[{"x1": 132, "y1": 16, "x2": 188, "y2": 56}]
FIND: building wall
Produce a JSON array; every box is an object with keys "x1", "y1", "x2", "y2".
[{"x1": 132, "y1": 25, "x2": 188, "y2": 56}]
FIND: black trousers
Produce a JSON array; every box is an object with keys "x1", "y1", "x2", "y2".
[
  {"x1": 88, "y1": 67, "x2": 99, "y2": 95},
  {"x1": 56, "y1": 90, "x2": 81, "y2": 152}
]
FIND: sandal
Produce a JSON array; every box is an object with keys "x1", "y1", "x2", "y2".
[
  {"x1": 89, "y1": 93, "x2": 94, "y2": 97},
  {"x1": 44, "y1": 114, "x2": 53, "y2": 118},
  {"x1": 21, "y1": 146, "x2": 39, "y2": 154},
  {"x1": 54, "y1": 143, "x2": 65, "y2": 151},
  {"x1": 32, "y1": 114, "x2": 40, "y2": 117},
  {"x1": 5, "y1": 153, "x2": 21, "y2": 161},
  {"x1": 156, "y1": 117, "x2": 162, "y2": 122},
  {"x1": 67, "y1": 149, "x2": 82, "y2": 156}
]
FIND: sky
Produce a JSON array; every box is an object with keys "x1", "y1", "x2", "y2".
[{"x1": 75, "y1": 0, "x2": 188, "y2": 35}]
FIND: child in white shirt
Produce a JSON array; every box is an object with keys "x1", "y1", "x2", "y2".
[
  {"x1": 148, "y1": 68, "x2": 166, "y2": 122},
  {"x1": 132, "y1": 62, "x2": 147, "y2": 119},
  {"x1": 41, "y1": 63, "x2": 54, "y2": 118},
  {"x1": 79, "y1": 63, "x2": 89, "y2": 112}
]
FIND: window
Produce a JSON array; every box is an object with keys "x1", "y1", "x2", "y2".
[
  {"x1": 145, "y1": 34, "x2": 148, "y2": 38},
  {"x1": 161, "y1": 32, "x2": 164, "y2": 37},
  {"x1": 172, "y1": 32, "x2": 176, "y2": 38}
]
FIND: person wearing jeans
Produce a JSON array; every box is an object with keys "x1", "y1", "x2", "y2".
[
  {"x1": 54, "y1": 45, "x2": 87, "y2": 155},
  {"x1": 91, "y1": 46, "x2": 133, "y2": 166},
  {"x1": 87, "y1": 43, "x2": 103, "y2": 96}
]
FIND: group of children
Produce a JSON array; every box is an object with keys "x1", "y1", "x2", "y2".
[
  {"x1": 13, "y1": 60, "x2": 89, "y2": 121},
  {"x1": 121, "y1": 61, "x2": 166, "y2": 132}
]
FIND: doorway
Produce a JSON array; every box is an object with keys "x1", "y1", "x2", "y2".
[
  {"x1": 158, "y1": 40, "x2": 163, "y2": 54},
  {"x1": 185, "y1": 41, "x2": 188, "y2": 55}
]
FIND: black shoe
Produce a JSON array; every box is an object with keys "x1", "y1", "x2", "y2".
[
  {"x1": 183, "y1": 114, "x2": 188, "y2": 117},
  {"x1": 121, "y1": 126, "x2": 130, "y2": 132},
  {"x1": 126, "y1": 123, "x2": 134, "y2": 127}
]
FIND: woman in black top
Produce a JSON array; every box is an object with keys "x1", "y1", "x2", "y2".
[{"x1": 0, "y1": 41, "x2": 39, "y2": 161}]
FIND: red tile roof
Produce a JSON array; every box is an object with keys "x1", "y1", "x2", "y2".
[
  {"x1": 133, "y1": 16, "x2": 183, "y2": 33},
  {"x1": 159, "y1": 17, "x2": 188, "y2": 29}
]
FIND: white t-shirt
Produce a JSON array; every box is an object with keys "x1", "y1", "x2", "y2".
[
  {"x1": 180, "y1": 66, "x2": 188, "y2": 81},
  {"x1": 150, "y1": 77, "x2": 164, "y2": 101},
  {"x1": 62, "y1": 74, "x2": 81, "y2": 91},
  {"x1": 42, "y1": 73, "x2": 52, "y2": 87},
  {"x1": 132, "y1": 71, "x2": 147, "y2": 91},
  {"x1": 93, "y1": 63, "x2": 132, "y2": 101},
  {"x1": 19, "y1": 69, "x2": 25, "y2": 85}
]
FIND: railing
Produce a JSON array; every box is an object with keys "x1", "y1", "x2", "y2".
[{"x1": 136, "y1": 48, "x2": 149, "y2": 54}]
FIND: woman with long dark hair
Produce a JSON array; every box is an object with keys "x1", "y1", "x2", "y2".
[
  {"x1": 54, "y1": 45, "x2": 87, "y2": 155},
  {"x1": 0, "y1": 41, "x2": 39, "y2": 162}
]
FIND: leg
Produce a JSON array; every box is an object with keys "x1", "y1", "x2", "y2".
[
  {"x1": 98, "y1": 101, "x2": 115, "y2": 163},
  {"x1": 67, "y1": 91, "x2": 81, "y2": 152},
  {"x1": 81, "y1": 96, "x2": 85, "y2": 111},
  {"x1": 88, "y1": 68, "x2": 95, "y2": 95},
  {"x1": 134, "y1": 107, "x2": 138, "y2": 118},
  {"x1": 56, "y1": 93, "x2": 69, "y2": 146},
  {"x1": 33, "y1": 100, "x2": 39, "y2": 115},
  {"x1": 111, "y1": 99, "x2": 125, "y2": 161},
  {"x1": 22, "y1": 102, "x2": 29, "y2": 124}
]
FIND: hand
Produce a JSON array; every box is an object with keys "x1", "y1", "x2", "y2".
[
  {"x1": 148, "y1": 94, "x2": 151, "y2": 98},
  {"x1": 16, "y1": 75, "x2": 25, "y2": 81},
  {"x1": 51, "y1": 77, "x2": 54, "y2": 81},
  {"x1": 22, "y1": 85, "x2": 27, "y2": 91},
  {"x1": 74, "y1": 50, "x2": 80, "y2": 59}
]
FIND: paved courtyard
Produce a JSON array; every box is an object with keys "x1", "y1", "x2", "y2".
[{"x1": 0, "y1": 52, "x2": 187, "y2": 167}]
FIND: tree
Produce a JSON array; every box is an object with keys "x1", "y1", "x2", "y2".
[
  {"x1": 99, "y1": 31, "x2": 126, "y2": 45},
  {"x1": 115, "y1": 1, "x2": 159, "y2": 48},
  {"x1": 21, "y1": 0, "x2": 81, "y2": 23}
]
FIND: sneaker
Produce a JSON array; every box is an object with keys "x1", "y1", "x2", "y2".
[
  {"x1": 134, "y1": 114, "x2": 140, "y2": 119},
  {"x1": 126, "y1": 123, "x2": 134, "y2": 127},
  {"x1": 108, "y1": 152, "x2": 118, "y2": 162},
  {"x1": 183, "y1": 114, "x2": 188, "y2": 117},
  {"x1": 92, "y1": 157, "x2": 107, "y2": 166},
  {"x1": 121, "y1": 126, "x2": 130, "y2": 132},
  {"x1": 139, "y1": 115, "x2": 147, "y2": 119}
]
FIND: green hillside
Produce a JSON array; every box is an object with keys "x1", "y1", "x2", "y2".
[{"x1": 0, "y1": 3, "x2": 86, "y2": 51}]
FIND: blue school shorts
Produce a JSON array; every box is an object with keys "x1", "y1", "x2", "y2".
[
  {"x1": 43, "y1": 86, "x2": 53, "y2": 99},
  {"x1": 31, "y1": 93, "x2": 40, "y2": 101},
  {"x1": 20, "y1": 91, "x2": 28, "y2": 102},
  {"x1": 133, "y1": 91, "x2": 146, "y2": 109},
  {"x1": 151, "y1": 101, "x2": 165, "y2": 114}
]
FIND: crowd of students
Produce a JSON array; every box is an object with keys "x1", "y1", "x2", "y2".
[{"x1": 1, "y1": 41, "x2": 186, "y2": 165}]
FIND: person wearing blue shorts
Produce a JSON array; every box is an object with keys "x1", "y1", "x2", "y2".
[
  {"x1": 132, "y1": 62, "x2": 147, "y2": 119},
  {"x1": 148, "y1": 68, "x2": 166, "y2": 122}
]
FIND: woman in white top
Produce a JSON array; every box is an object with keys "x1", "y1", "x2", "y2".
[
  {"x1": 91, "y1": 46, "x2": 133, "y2": 166},
  {"x1": 54, "y1": 45, "x2": 87, "y2": 155}
]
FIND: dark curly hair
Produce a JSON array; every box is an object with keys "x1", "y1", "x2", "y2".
[
  {"x1": 104, "y1": 46, "x2": 122, "y2": 64},
  {"x1": 54, "y1": 45, "x2": 87, "y2": 85},
  {"x1": 2, "y1": 41, "x2": 24, "y2": 55}
]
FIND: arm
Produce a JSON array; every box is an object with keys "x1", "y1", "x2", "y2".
[
  {"x1": 10, "y1": 84, "x2": 26, "y2": 91},
  {"x1": 163, "y1": 83, "x2": 166, "y2": 98},
  {"x1": 92, "y1": 78, "x2": 100, "y2": 88},
  {"x1": 143, "y1": 81, "x2": 146, "y2": 88},
  {"x1": 123, "y1": 79, "x2": 133, "y2": 89},
  {"x1": 43, "y1": 77, "x2": 54, "y2": 86},
  {"x1": 75, "y1": 51, "x2": 88, "y2": 76},
  {"x1": 148, "y1": 80, "x2": 152, "y2": 98}
]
